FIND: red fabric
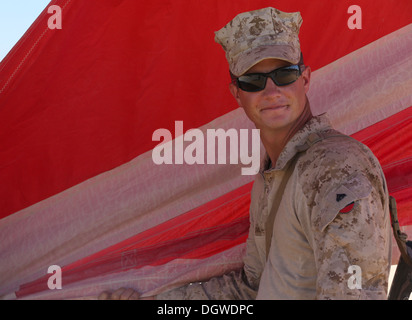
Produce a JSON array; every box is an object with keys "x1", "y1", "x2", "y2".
[
  {"x1": 1, "y1": 0, "x2": 411, "y2": 219},
  {"x1": 15, "y1": 182, "x2": 252, "y2": 298},
  {"x1": 352, "y1": 107, "x2": 412, "y2": 225}
]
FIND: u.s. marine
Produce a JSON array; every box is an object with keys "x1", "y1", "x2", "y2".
[{"x1": 99, "y1": 7, "x2": 392, "y2": 300}]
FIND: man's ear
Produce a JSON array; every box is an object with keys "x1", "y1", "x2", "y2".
[
  {"x1": 301, "y1": 66, "x2": 311, "y2": 94},
  {"x1": 229, "y1": 82, "x2": 243, "y2": 108}
]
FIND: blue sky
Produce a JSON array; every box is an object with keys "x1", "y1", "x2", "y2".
[{"x1": 0, "y1": 0, "x2": 51, "y2": 62}]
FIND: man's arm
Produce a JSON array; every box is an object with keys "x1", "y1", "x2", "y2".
[
  {"x1": 311, "y1": 169, "x2": 392, "y2": 299},
  {"x1": 99, "y1": 189, "x2": 263, "y2": 300},
  {"x1": 156, "y1": 215, "x2": 262, "y2": 300},
  {"x1": 296, "y1": 135, "x2": 392, "y2": 300}
]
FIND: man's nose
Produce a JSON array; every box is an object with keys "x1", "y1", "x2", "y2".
[{"x1": 263, "y1": 76, "x2": 282, "y2": 97}]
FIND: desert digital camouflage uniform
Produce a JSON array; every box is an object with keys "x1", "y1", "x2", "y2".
[
  {"x1": 157, "y1": 114, "x2": 392, "y2": 300},
  {"x1": 157, "y1": 7, "x2": 392, "y2": 300}
]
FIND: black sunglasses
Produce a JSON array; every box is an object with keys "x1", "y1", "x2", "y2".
[{"x1": 235, "y1": 64, "x2": 303, "y2": 92}]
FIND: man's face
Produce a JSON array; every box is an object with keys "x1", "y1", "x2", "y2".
[{"x1": 230, "y1": 58, "x2": 311, "y2": 134}]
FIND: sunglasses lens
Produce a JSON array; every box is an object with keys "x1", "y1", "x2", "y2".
[
  {"x1": 274, "y1": 66, "x2": 300, "y2": 86},
  {"x1": 236, "y1": 65, "x2": 302, "y2": 92},
  {"x1": 237, "y1": 74, "x2": 266, "y2": 92}
]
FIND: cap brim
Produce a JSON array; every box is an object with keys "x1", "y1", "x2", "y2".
[{"x1": 231, "y1": 44, "x2": 300, "y2": 77}]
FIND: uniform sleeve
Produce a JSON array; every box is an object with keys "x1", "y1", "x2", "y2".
[
  {"x1": 310, "y1": 167, "x2": 392, "y2": 299},
  {"x1": 157, "y1": 205, "x2": 261, "y2": 300},
  {"x1": 156, "y1": 268, "x2": 257, "y2": 300}
]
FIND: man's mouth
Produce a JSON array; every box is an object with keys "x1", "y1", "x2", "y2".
[{"x1": 261, "y1": 105, "x2": 288, "y2": 112}]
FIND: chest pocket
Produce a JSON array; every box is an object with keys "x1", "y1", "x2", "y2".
[{"x1": 317, "y1": 173, "x2": 372, "y2": 232}]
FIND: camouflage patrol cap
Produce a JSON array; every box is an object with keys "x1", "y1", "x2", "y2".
[{"x1": 215, "y1": 7, "x2": 303, "y2": 77}]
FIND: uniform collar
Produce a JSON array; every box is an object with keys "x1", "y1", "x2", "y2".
[{"x1": 261, "y1": 113, "x2": 334, "y2": 173}]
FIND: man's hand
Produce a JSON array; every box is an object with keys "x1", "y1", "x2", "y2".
[{"x1": 98, "y1": 287, "x2": 154, "y2": 300}]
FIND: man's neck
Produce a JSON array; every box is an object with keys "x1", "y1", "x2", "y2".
[
  {"x1": 260, "y1": 132, "x2": 288, "y2": 168},
  {"x1": 261, "y1": 99, "x2": 313, "y2": 168}
]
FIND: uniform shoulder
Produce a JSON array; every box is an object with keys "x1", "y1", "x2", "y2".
[
  {"x1": 297, "y1": 131, "x2": 374, "y2": 174},
  {"x1": 295, "y1": 131, "x2": 383, "y2": 197}
]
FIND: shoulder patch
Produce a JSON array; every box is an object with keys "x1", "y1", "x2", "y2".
[
  {"x1": 336, "y1": 193, "x2": 347, "y2": 202},
  {"x1": 317, "y1": 173, "x2": 372, "y2": 232}
]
